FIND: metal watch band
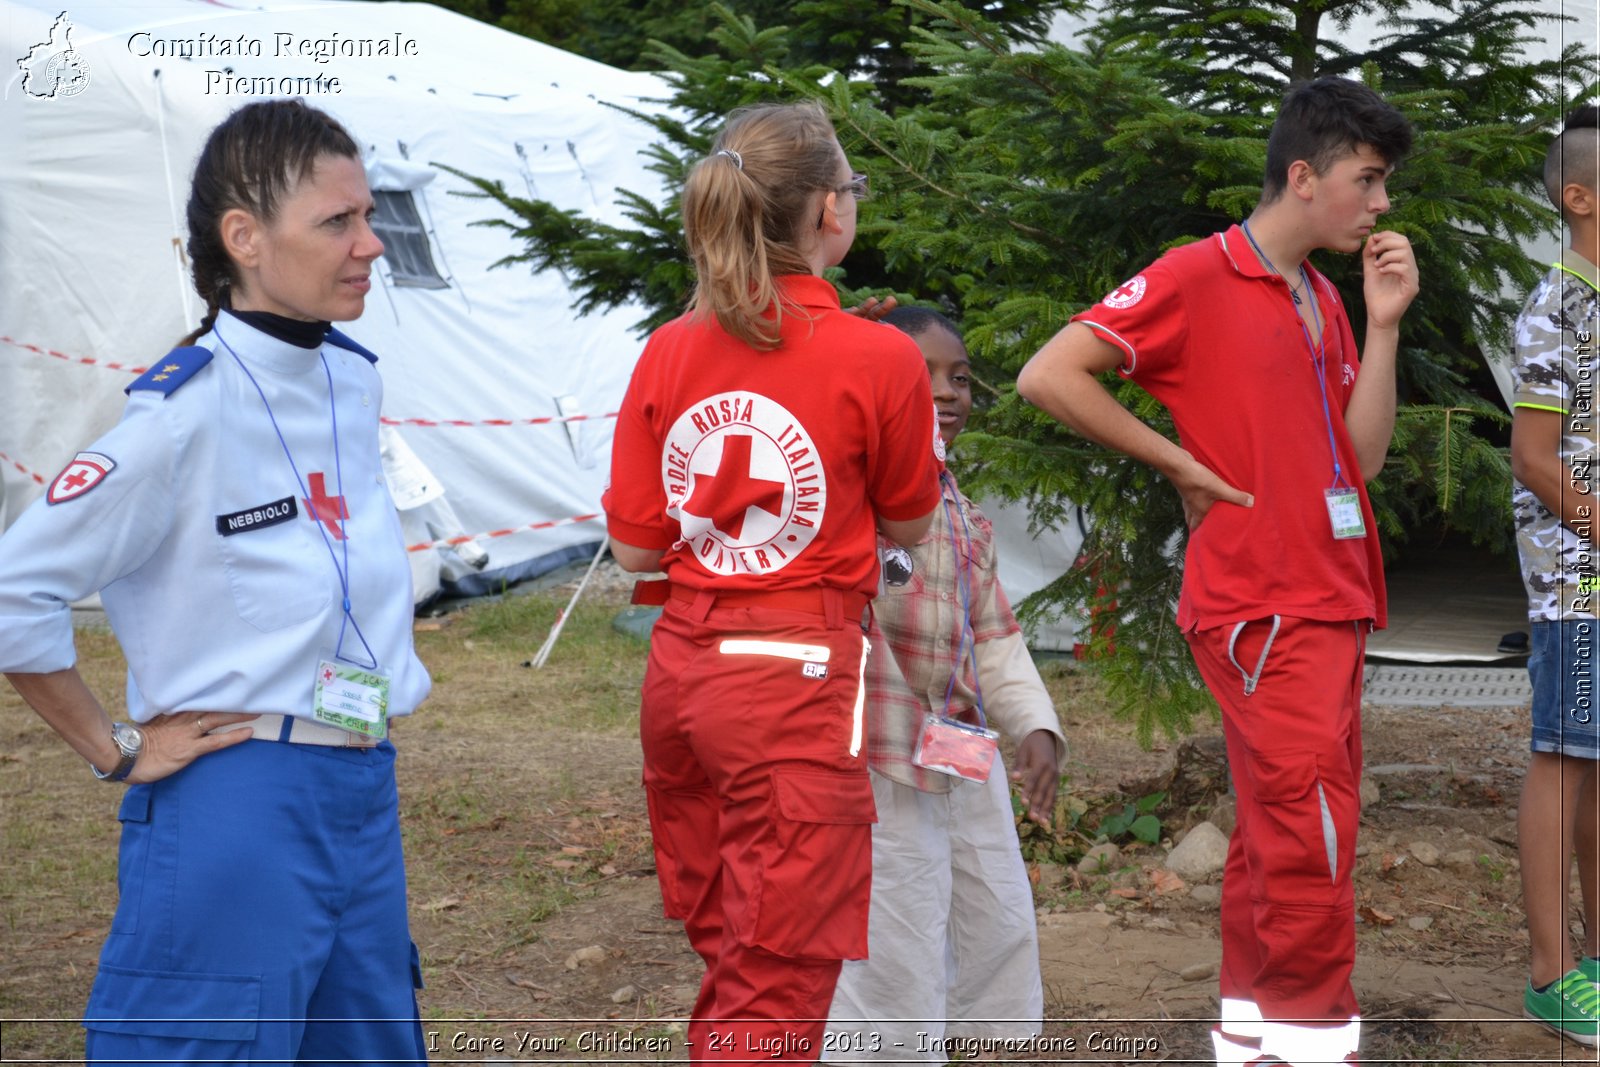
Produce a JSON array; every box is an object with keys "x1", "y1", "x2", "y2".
[{"x1": 90, "y1": 723, "x2": 142, "y2": 782}]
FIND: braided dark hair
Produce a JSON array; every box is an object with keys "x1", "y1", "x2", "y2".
[{"x1": 179, "y1": 99, "x2": 360, "y2": 344}]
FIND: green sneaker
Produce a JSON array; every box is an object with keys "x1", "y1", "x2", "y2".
[
  {"x1": 1580, "y1": 956, "x2": 1600, "y2": 984},
  {"x1": 1526, "y1": 969, "x2": 1600, "y2": 1045}
]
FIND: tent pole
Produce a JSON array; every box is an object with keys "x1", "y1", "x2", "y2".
[
  {"x1": 523, "y1": 538, "x2": 609, "y2": 669},
  {"x1": 151, "y1": 69, "x2": 196, "y2": 328}
]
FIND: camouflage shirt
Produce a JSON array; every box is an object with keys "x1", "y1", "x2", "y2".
[{"x1": 1512, "y1": 250, "x2": 1600, "y2": 620}]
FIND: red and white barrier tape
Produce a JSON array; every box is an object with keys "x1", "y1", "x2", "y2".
[
  {"x1": 2, "y1": 336, "x2": 149, "y2": 375},
  {"x1": 0, "y1": 456, "x2": 597, "y2": 545},
  {"x1": 0, "y1": 451, "x2": 46, "y2": 485},
  {"x1": 406, "y1": 512, "x2": 602, "y2": 554},
  {"x1": 382, "y1": 413, "x2": 618, "y2": 428},
  {"x1": 5, "y1": 342, "x2": 614, "y2": 544},
  {"x1": 6, "y1": 336, "x2": 619, "y2": 426}
]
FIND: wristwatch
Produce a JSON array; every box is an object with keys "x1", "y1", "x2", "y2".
[{"x1": 91, "y1": 722, "x2": 144, "y2": 782}]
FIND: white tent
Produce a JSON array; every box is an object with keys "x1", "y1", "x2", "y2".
[
  {"x1": 0, "y1": 0, "x2": 1093, "y2": 645},
  {"x1": 1, "y1": 0, "x2": 670, "y2": 602}
]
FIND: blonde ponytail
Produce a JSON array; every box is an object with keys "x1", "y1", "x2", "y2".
[{"x1": 681, "y1": 102, "x2": 843, "y2": 351}]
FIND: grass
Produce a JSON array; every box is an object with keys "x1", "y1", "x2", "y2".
[
  {"x1": 0, "y1": 586, "x2": 1109, "y2": 1058},
  {"x1": 0, "y1": 583, "x2": 1541, "y2": 1064},
  {"x1": 0, "y1": 590, "x2": 659, "y2": 1061},
  {"x1": 0, "y1": 630, "x2": 130, "y2": 1058}
]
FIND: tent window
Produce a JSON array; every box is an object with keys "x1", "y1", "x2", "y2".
[{"x1": 372, "y1": 190, "x2": 448, "y2": 289}]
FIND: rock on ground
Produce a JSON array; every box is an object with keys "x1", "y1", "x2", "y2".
[
  {"x1": 1077, "y1": 842, "x2": 1122, "y2": 875},
  {"x1": 1165, "y1": 821, "x2": 1229, "y2": 881}
]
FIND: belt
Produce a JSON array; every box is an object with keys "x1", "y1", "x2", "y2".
[
  {"x1": 632, "y1": 580, "x2": 870, "y2": 629},
  {"x1": 208, "y1": 714, "x2": 380, "y2": 749}
]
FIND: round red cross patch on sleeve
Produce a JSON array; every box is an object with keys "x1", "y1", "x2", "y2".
[
  {"x1": 1103, "y1": 274, "x2": 1148, "y2": 309},
  {"x1": 47, "y1": 451, "x2": 116, "y2": 505}
]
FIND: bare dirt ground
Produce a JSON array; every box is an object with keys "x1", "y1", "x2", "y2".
[
  {"x1": 412, "y1": 702, "x2": 1561, "y2": 1066},
  {"x1": 0, "y1": 570, "x2": 1591, "y2": 1065}
]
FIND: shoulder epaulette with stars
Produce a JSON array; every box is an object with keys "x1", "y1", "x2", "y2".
[
  {"x1": 325, "y1": 328, "x2": 379, "y2": 365},
  {"x1": 125, "y1": 346, "x2": 214, "y2": 397}
]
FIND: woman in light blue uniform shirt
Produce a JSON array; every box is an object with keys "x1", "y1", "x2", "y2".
[{"x1": 0, "y1": 100, "x2": 431, "y2": 1063}]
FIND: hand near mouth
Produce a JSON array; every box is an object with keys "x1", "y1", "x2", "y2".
[{"x1": 1362, "y1": 230, "x2": 1419, "y2": 331}]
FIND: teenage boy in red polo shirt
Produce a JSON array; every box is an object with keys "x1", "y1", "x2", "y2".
[{"x1": 1017, "y1": 77, "x2": 1419, "y2": 1067}]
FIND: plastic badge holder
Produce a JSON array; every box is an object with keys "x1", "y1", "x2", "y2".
[{"x1": 912, "y1": 714, "x2": 999, "y2": 783}]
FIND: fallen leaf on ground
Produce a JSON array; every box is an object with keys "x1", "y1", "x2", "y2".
[
  {"x1": 421, "y1": 896, "x2": 464, "y2": 912},
  {"x1": 1149, "y1": 869, "x2": 1187, "y2": 894}
]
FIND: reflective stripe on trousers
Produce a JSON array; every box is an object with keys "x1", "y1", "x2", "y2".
[{"x1": 1212, "y1": 998, "x2": 1360, "y2": 1066}]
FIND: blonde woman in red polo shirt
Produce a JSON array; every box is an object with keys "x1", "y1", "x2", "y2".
[
  {"x1": 604, "y1": 101, "x2": 942, "y2": 1063},
  {"x1": 1019, "y1": 77, "x2": 1419, "y2": 1067}
]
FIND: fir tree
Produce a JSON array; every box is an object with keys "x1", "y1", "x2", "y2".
[
  {"x1": 415, "y1": 0, "x2": 1057, "y2": 107},
  {"x1": 449, "y1": 0, "x2": 1592, "y2": 742}
]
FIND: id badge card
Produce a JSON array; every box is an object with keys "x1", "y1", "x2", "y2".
[
  {"x1": 912, "y1": 714, "x2": 1000, "y2": 783},
  {"x1": 1324, "y1": 487, "x2": 1367, "y2": 540},
  {"x1": 312, "y1": 655, "x2": 391, "y2": 739}
]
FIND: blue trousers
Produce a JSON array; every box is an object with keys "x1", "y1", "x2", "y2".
[{"x1": 83, "y1": 739, "x2": 426, "y2": 1064}]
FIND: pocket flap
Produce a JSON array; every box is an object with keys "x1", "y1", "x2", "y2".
[
  {"x1": 772, "y1": 769, "x2": 876, "y2": 825},
  {"x1": 117, "y1": 785, "x2": 151, "y2": 823},
  {"x1": 1246, "y1": 752, "x2": 1319, "y2": 804},
  {"x1": 85, "y1": 964, "x2": 260, "y2": 1041}
]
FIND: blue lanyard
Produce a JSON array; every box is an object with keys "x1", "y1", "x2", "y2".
[
  {"x1": 1241, "y1": 220, "x2": 1349, "y2": 490},
  {"x1": 939, "y1": 471, "x2": 987, "y2": 728},
  {"x1": 215, "y1": 325, "x2": 379, "y2": 669}
]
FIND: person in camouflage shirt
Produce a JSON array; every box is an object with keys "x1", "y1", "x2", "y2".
[
  {"x1": 1513, "y1": 273, "x2": 1600, "y2": 618},
  {"x1": 1510, "y1": 103, "x2": 1600, "y2": 1045}
]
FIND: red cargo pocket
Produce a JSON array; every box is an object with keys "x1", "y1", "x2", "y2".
[
  {"x1": 1242, "y1": 751, "x2": 1341, "y2": 887},
  {"x1": 1246, "y1": 751, "x2": 1318, "y2": 804},
  {"x1": 772, "y1": 769, "x2": 877, "y2": 824},
  {"x1": 742, "y1": 769, "x2": 876, "y2": 960}
]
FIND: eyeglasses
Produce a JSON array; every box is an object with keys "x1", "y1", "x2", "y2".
[
  {"x1": 817, "y1": 173, "x2": 870, "y2": 229},
  {"x1": 839, "y1": 172, "x2": 870, "y2": 201}
]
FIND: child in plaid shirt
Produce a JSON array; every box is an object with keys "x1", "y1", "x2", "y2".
[{"x1": 823, "y1": 307, "x2": 1066, "y2": 1062}]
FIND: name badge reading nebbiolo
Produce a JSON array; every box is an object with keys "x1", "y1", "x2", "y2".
[
  {"x1": 1324, "y1": 488, "x2": 1366, "y2": 540},
  {"x1": 312, "y1": 657, "x2": 391, "y2": 739}
]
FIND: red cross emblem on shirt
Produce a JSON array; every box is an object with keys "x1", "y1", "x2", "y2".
[
  {"x1": 682, "y1": 434, "x2": 784, "y2": 540},
  {"x1": 1104, "y1": 273, "x2": 1147, "y2": 309},
  {"x1": 303, "y1": 472, "x2": 349, "y2": 540},
  {"x1": 46, "y1": 452, "x2": 116, "y2": 506}
]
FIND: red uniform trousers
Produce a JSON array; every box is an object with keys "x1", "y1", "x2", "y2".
[
  {"x1": 640, "y1": 588, "x2": 876, "y2": 1065},
  {"x1": 1187, "y1": 616, "x2": 1367, "y2": 1067}
]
